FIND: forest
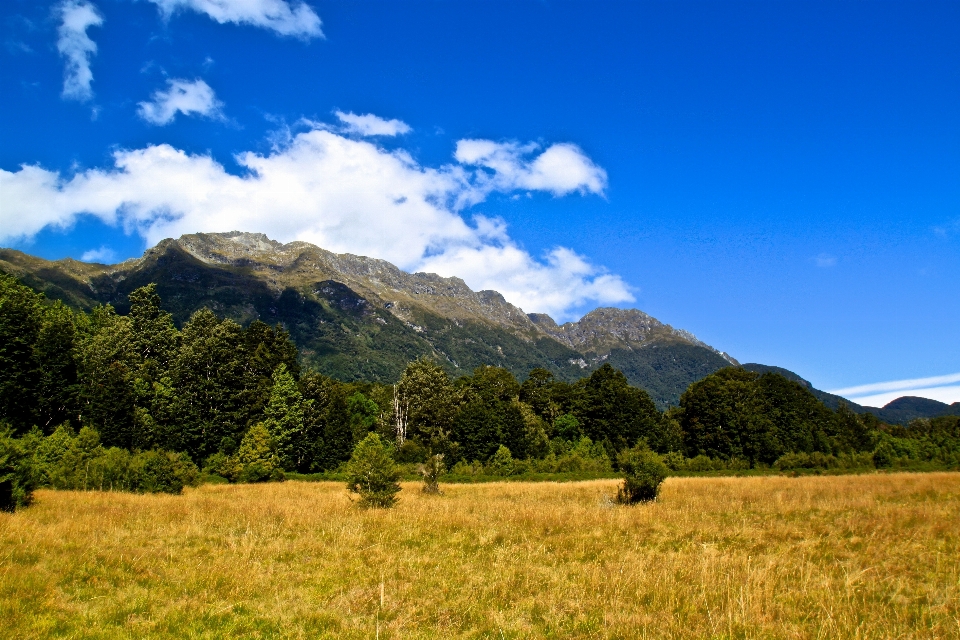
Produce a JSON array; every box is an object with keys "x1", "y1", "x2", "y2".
[{"x1": 2, "y1": 273, "x2": 959, "y2": 508}]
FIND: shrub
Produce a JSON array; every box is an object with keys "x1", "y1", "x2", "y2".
[
  {"x1": 616, "y1": 445, "x2": 668, "y2": 504},
  {"x1": 131, "y1": 450, "x2": 185, "y2": 494},
  {"x1": 873, "y1": 440, "x2": 896, "y2": 468},
  {"x1": 345, "y1": 433, "x2": 401, "y2": 508},
  {"x1": 203, "y1": 451, "x2": 235, "y2": 480},
  {"x1": 397, "y1": 439, "x2": 429, "y2": 463},
  {"x1": 234, "y1": 423, "x2": 284, "y2": 483},
  {"x1": 662, "y1": 451, "x2": 686, "y2": 472},
  {"x1": 488, "y1": 445, "x2": 515, "y2": 476},
  {"x1": 419, "y1": 453, "x2": 445, "y2": 494},
  {"x1": 686, "y1": 454, "x2": 716, "y2": 472}
]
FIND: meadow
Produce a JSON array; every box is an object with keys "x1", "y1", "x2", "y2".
[{"x1": 1, "y1": 473, "x2": 958, "y2": 639}]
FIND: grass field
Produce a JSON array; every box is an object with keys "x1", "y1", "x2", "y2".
[{"x1": 1, "y1": 474, "x2": 958, "y2": 639}]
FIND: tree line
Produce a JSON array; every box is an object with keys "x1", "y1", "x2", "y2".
[{"x1": 2, "y1": 274, "x2": 958, "y2": 508}]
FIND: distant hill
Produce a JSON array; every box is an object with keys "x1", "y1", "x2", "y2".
[
  {"x1": 741, "y1": 363, "x2": 960, "y2": 424},
  {"x1": 1, "y1": 231, "x2": 738, "y2": 408}
]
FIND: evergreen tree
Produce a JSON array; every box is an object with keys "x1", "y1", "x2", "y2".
[
  {"x1": 300, "y1": 372, "x2": 353, "y2": 471},
  {"x1": 171, "y1": 309, "x2": 246, "y2": 461},
  {"x1": 263, "y1": 364, "x2": 307, "y2": 471},
  {"x1": 74, "y1": 306, "x2": 137, "y2": 449},
  {"x1": 0, "y1": 274, "x2": 44, "y2": 433},
  {"x1": 345, "y1": 433, "x2": 401, "y2": 508},
  {"x1": 34, "y1": 301, "x2": 80, "y2": 432},
  {"x1": 127, "y1": 284, "x2": 179, "y2": 376}
]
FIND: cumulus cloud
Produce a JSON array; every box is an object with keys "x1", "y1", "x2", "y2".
[
  {"x1": 146, "y1": 0, "x2": 322, "y2": 39},
  {"x1": 80, "y1": 246, "x2": 116, "y2": 263},
  {"x1": 0, "y1": 124, "x2": 630, "y2": 319},
  {"x1": 138, "y1": 78, "x2": 224, "y2": 125},
  {"x1": 335, "y1": 111, "x2": 411, "y2": 137},
  {"x1": 56, "y1": 0, "x2": 103, "y2": 101},
  {"x1": 455, "y1": 139, "x2": 608, "y2": 198}
]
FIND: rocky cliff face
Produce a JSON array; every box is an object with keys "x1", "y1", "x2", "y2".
[
  {"x1": 170, "y1": 232, "x2": 543, "y2": 338},
  {"x1": 529, "y1": 306, "x2": 737, "y2": 365},
  {"x1": 1, "y1": 231, "x2": 738, "y2": 406}
]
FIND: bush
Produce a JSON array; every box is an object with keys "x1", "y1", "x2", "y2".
[
  {"x1": 131, "y1": 450, "x2": 184, "y2": 494},
  {"x1": 487, "y1": 445, "x2": 515, "y2": 476},
  {"x1": 661, "y1": 451, "x2": 686, "y2": 472},
  {"x1": 686, "y1": 454, "x2": 716, "y2": 472},
  {"x1": 345, "y1": 433, "x2": 401, "y2": 508},
  {"x1": 233, "y1": 423, "x2": 284, "y2": 483},
  {"x1": 0, "y1": 427, "x2": 36, "y2": 511},
  {"x1": 873, "y1": 440, "x2": 896, "y2": 468},
  {"x1": 419, "y1": 453, "x2": 445, "y2": 494},
  {"x1": 616, "y1": 445, "x2": 668, "y2": 504}
]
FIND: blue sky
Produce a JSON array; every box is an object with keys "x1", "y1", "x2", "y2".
[{"x1": 1, "y1": 0, "x2": 958, "y2": 402}]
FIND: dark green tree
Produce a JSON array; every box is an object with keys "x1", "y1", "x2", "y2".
[
  {"x1": 301, "y1": 372, "x2": 353, "y2": 471},
  {"x1": 74, "y1": 306, "x2": 137, "y2": 449},
  {"x1": 345, "y1": 433, "x2": 401, "y2": 508},
  {"x1": 396, "y1": 357, "x2": 456, "y2": 451},
  {"x1": 263, "y1": 364, "x2": 307, "y2": 471},
  {"x1": 0, "y1": 274, "x2": 44, "y2": 433},
  {"x1": 0, "y1": 426, "x2": 37, "y2": 511},
  {"x1": 678, "y1": 367, "x2": 774, "y2": 463},
  {"x1": 577, "y1": 364, "x2": 664, "y2": 453}
]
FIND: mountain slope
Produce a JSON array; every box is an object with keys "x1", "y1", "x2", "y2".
[
  {"x1": 741, "y1": 363, "x2": 960, "y2": 424},
  {"x1": 1, "y1": 231, "x2": 735, "y2": 404}
]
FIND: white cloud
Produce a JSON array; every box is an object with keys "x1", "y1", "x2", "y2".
[
  {"x1": 455, "y1": 139, "x2": 608, "y2": 198},
  {"x1": 0, "y1": 123, "x2": 630, "y2": 319},
  {"x1": 80, "y1": 246, "x2": 116, "y2": 263},
  {"x1": 335, "y1": 111, "x2": 411, "y2": 137},
  {"x1": 138, "y1": 79, "x2": 224, "y2": 125},
  {"x1": 56, "y1": 0, "x2": 103, "y2": 102},
  {"x1": 846, "y1": 386, "x2": 960, "y2": 409},
  {"x1": 146, "y1": 0, "x2": 322, "y2": 39},
  {"x1": 830, "y1": 372, "x2": 960, "y2": 408}
]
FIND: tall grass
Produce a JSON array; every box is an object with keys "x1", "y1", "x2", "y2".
[{"x1": 1, "y1": 473, "x2": 958, "y2": 638}]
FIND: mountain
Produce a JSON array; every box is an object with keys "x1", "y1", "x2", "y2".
[
  {"x1": 870, "y1": 396, "x2": 960, "y2": 424},
  {"x1": 741, "y1": 363, "x2": 960, "y2": 424},
  {"x1": 1, "y1": 231, "x2": 737, "y2": 407}
]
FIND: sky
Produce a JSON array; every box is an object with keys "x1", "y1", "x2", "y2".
[{"x1": 0, "y1": 0, "x2": 958, "y2": 404}]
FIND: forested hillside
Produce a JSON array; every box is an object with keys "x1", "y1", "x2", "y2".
[
  {"x1": 0, "y1": 232, "x2": 736, "y2": 407},
  {"x1": 2, "y1": 273, "x2": 958, "y2": 509}
]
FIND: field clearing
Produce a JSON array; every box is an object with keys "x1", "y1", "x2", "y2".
[{"x1": 1, "y1": 474, "x2": 959, "y2": 639}]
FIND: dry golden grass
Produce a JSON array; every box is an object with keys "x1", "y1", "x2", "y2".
[{"x1": 1, "y1": 473, "x2": 959, "y2": 639}]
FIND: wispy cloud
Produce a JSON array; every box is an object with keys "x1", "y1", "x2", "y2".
[
  {"x1": 0, "y1": 118, "x2": 630, "y2": 319},
  {"x1": 56, "y1": 0, "x2": 103, "y2": 102},
  {"x1": 335, "y1": 111, "x2": 411, "y2": 137},
  {"x1": 146, "y1": 0, "x2": 322, "y2": 39},
  {"x1": 830, "y1": 372, "x2": 960, "y2": 408},
  {"x1": 138, "y1": 78, "x2": 224, "y2": 125},
  {"x1": 814, "y1": 253, "x2": 836, "y2": 268}
]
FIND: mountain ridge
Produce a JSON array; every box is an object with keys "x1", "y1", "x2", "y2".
[{"x1": 0, "y1": 232, "x2": 744, "y2": 407}]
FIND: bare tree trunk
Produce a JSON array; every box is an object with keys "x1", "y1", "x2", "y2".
[{"x1": 393, "y1": 384, "x2": 407, "y2": 446}]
